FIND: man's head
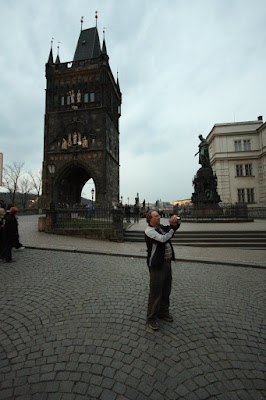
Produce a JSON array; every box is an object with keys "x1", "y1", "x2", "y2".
[{"x1": 146, "y1": 210, "x2": 160, "y2": 227}]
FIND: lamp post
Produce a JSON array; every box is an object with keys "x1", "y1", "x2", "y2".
[
  {"x1": 91, "y1": 188, "x2": 95, "y2": 207},
  {"x1": 48, "y1": 163, "x2": 56, "y2": 210}
]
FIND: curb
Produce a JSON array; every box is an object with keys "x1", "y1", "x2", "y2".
[{"x1": 24, "y1": 245, "x2": 266, "y2": 269}]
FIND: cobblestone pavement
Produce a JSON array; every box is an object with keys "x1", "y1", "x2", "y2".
[{"x1": 0, "y1": 250, "x2": 265, "y2": 400}]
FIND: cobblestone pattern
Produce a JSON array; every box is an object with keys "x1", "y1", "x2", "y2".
[{"x1": 0, "y1": 250, "x2": 265, "y2": 400}]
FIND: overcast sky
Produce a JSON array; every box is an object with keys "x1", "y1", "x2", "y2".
[{"x1": 1, "y1": 0, "x2": 265, "y2": 204}]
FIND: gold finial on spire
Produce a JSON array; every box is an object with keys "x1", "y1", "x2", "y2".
[
  {"x1": 81, "y1": 16, "x2": 84, "y2": 31},
  {"x1": 95, "y1": 11, "x2": 98, "y2": 27},
  {"x1": 103, "y1": 27, "x2": 106, "y2": 40},
  {"x1": 51, "y1": 37, "x2": 54, "y2": 48},
  {"x1": 57, "y1": 41, "x2": 60, "y2": 55}
]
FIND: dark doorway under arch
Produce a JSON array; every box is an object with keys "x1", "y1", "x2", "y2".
[{"x1": 56, "y1": 166, "x2": 92, "y2": 206}]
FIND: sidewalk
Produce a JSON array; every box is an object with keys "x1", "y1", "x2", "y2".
[{"x1": 19, "y1": 215, "x2": 266, "y2": 268}]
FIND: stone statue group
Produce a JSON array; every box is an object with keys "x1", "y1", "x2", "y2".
[
  {"x1": 61, "y1": 132, "x2": 88, "y2": 150},
  {"x1": 69, "y1": 89, "x2": 81, "y2": 104}
]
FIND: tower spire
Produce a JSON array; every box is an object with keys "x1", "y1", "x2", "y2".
[
  {"x1": 48, "y1": 37, "x2": 54, "y2": 63},
  {"x1": 55, "y1": 41, "x2": 61, "y2": 64},
  {"x1": 95, "y1": 11, "x2": 98, "y2": 27},
  {"x1": 102, "y1": 27, "x2": 108, "y2": 55},
  {"x1": 117, "y1": 70, "x2": 120, "y2": 91}
]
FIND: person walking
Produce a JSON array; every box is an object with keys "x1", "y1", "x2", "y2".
[
  {"x1": 133, "y1": 203, "x2": 139, "y2": 223},
  {"x1": 145, "y1": 210, "x2": 181, "y2": 330},
  {"x1": 125, "y1": 204, "x2": 131, "y2": 223},
  {"x1": 2, "y1": 207, "x2": 22, "y2": 262}
]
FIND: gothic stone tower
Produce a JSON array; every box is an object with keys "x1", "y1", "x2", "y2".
[{"x1": 42, "y1": 25, "x2": 121, "y2": 208}]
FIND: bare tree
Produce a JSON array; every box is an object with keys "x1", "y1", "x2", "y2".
[
  {"x1": 19, "y1": 175, "x2": 33, "y2": 209},
  {"x1": 2, "y1": 162, "x2": 25, "y2": 204},
  {"x1": 29, "y1": 170, "x2": 42, "y2": 208}
]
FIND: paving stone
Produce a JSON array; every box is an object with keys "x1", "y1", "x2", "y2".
[{"x1": 1, "y1": 249, "x2": 265, "y2": 400}]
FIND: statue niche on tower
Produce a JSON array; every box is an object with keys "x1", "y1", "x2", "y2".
[{"x1": 191, "y1": 135, "x2": 221, "y2": 212}]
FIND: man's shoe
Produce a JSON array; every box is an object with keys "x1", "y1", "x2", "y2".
[
  {"x1": 15, "y1": 246, "x2": 25, "y2": 251},
  {"x1": 158, "y1": 313, "x2": 174, "y2": 322},
  {"x1": 148, "y1": 320, "x2": 159, "y2": 331}
]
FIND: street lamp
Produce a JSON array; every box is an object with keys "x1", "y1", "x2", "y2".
[
  {"x1": 91, "y1": 188, "x2": 95, "y2": 206},
  {"x1": 48, "y1": 163, "x2": 56, "y2": 210}
]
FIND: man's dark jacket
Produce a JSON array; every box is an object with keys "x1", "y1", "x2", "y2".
[{"x1": 145, "y1": 224, "x2": 179, "y2": 269}]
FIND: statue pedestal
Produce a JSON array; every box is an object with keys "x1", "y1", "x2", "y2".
[{"x1": 192, "y1": 167, "x2": 221, "y2": 207}]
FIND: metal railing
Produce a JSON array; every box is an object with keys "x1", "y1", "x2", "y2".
[
  {"x1": 247, "y1": 207, "x2": 266, "y2": 219},
  {"x1": 178, "y1": 203, "x2": 249, "y2": 220},
  {"x1": 54, "y1": 207, "x2": 114, "y2": 229}
]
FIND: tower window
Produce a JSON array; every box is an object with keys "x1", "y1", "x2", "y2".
[
  {"x1": 67, "y1": 96, "x2": 71, "y2": 105},
  {"x1": 90, "y1": 93, "x2": 95, "y2": 102},
  {"x1": 61, "y1": 96, "x2": 65, "y2": 106},
  {"x1": 84, "y1": 93, "x2": 89, "y2": 103}
]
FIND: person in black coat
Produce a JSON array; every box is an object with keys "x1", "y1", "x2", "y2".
[{"x1": 2, "y1": 207, "x2": 20, "y2": 262}]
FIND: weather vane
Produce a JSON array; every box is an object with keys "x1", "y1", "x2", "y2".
[
  {"x1": 51, "y1": 37, "x2": 54, "y2": 48},
  {"x1": 103, "y1": 27, "x2": 106, "y2": 40},
  {"x1": 95, "y1": 11, "x2": 98, "y2": 27},
  {"x1": 57, "y1": 41, "x2": 60, "y2": 55},
  {"x1": 80, "y1": 16, "x2": 84, "y2": 31}
]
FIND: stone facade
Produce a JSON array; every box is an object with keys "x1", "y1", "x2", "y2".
[
  {"x1": 207, "y1": 117, "x2": 266, "y2": 207},
  {"x1": 41, "y1": 27, "x2": 121, "y2": 208}
]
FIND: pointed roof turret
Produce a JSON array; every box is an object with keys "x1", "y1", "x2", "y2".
[
  {"x1": 102, "y1": 38, "x2": 107, "y2": 55},
  {"x1": 116, "y1": 71, "x2": 121, "y2": 92},
  {"x1": 48, "y1": 48, "x2": 54, "y2": 63},
  {"x1": 73, "y1": 27, "x2": 101, "y2": 61},
  {"x1": 55, "y1": 42, "x2": 61, "y2": 64},
  {"x1": 48, "y1": 38, "x2": 54, "y2": 63},
  {"x1": 101, "y1": 28, "x2": 108, "y2": 57}
]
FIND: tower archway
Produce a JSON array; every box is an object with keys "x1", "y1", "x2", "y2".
[{"x1": 55, "y1": 164, "x2": 94, "y2": 206}]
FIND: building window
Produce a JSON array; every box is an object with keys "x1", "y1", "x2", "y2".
[
  {"x1": 61, "y1": 96, "x2": 64, "y2": 106},
  {"x1": 245, "y1": 164, "x2": 252, "y2": 176},
  {"x1": 90, "y1": 92, "x2": 95, "y2": 102},
  {"x1": 236, "y1": 165, "x2": 243, "y2": 176},
  {"x1": 237, "y1": 188, "x2": 255, "y2": 203},
  {"x1": 92, "y1": 138, "x2": 95, "y2": 144},
  {"x1": 237, "y1": 189, "x2": 245, "y2": 203},
  {"x1": 247, "y1": 188, "x2": 255, "y2": 203},
  {"x1": 234, "y1": 140, "x2": 242, "y2": 152},
  {"x1": 84, "y1": 93, "x2": 89, "y2": 103},
  {"x1": 67, "y1": 96, "x2": 71, "y2": 105},
  {"x1": 243, "y1": 139, "x2": 251, "y2": 151}
]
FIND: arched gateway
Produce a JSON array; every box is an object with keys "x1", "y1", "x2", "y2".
[{"x1": 41, "y1": 22, "x2": 121, "y2": 208}]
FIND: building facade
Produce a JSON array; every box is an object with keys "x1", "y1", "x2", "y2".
[
  {"x1": 41, "y1": 24, "x2": 121, "y2": 208},
  {"x1": 207, "y1": 117, "x2": 266, "y2": 207}
]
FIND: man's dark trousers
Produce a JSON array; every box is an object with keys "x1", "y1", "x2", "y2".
[{"x1": 147, "y1": 259, "x2": 172, "y2": 321}]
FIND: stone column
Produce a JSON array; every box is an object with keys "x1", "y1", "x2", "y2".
[
  {"x1": 110, "y1": 209, "x2": 124, "y2": 242},
  {"x1": 45, "y1": 211, "x2": 56, "y2": 233}
]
